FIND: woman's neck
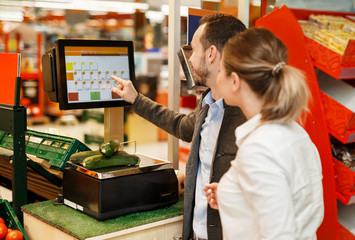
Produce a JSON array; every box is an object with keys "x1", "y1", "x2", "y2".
[{"x1": 239, "y1": 85, "x2": 263, "y2": 120}]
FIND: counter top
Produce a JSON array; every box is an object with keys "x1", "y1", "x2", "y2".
[{"x1": 22, "y1": 196, "x2": 183, "y2": 240}]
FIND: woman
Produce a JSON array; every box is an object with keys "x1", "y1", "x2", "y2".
[{"x1": 204, "y1": 27, "x2": 324, "y2": 240}]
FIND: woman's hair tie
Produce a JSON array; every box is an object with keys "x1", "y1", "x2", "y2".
[{"x1": 272, "y1": 61, "x2": 286, "y2": 76}]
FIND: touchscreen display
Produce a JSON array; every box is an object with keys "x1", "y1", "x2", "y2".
[{"x1": 64, "y1": 46, "x2": 129, "y2": 104}]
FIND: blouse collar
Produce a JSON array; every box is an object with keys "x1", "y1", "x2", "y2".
[{"x1": 235, "y1": 113, "x2": 262, "y2": 147}]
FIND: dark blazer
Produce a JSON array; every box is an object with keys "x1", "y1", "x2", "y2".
[{"x1": 131, "y1": 91, "x2": 246, "y2": 240}]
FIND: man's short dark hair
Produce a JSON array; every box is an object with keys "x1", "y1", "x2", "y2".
[{"x1": 199, "y1": 14, "x2": 246, "y2": 53}]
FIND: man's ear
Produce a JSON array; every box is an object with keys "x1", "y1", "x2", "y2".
[{"x1": 207, "y1": 45, "x2": 218, "y2": 64}]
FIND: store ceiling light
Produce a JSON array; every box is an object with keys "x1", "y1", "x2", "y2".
[
  {"x1": 161, "y1": 5, "x2": 189, "y2": 17},
  {"x1": 0, "y1": 6, "x2": 24, "y2": 22},
  {"x1": 145, "y1": 10, "x2": 164, "y2": 23},
  {"x1": 1, "y1": 0, "x2": 149, "y2": 14}
]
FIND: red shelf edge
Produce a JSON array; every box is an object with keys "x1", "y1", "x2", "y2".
[
  {"x1": 21, "y1": 72, "x2": 41, "y2": 80},
  {"x1": 338, "y1": 222, "x2": 355, "y2": 239},
  {"x1": 328, "y1": 128, "x2": 355, "y2": 144},
  {"x1": 333, "y1": 157, "x2": 355, "y2": 206},
  {"x1": 336, "y1": 191, "x2": 352, "y2": 206}
]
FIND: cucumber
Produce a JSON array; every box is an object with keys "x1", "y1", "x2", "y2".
[
  {"x1": 82, "y1": 151, "x2": 140, "y2": 170},
  {"x1": 99, "y1": 139, "x2": 120, "y2": 158},
  {"x1": 69, "y1": 150, "x2": 100, "y2": 164}
]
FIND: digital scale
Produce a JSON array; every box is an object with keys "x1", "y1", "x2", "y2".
[{"x1": 63, "y1": 153, "x2": 179, "y2": 220}]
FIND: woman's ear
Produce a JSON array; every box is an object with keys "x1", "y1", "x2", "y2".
[{"x1": 231, "y1": 72, "x2": 241, "y2": 92}]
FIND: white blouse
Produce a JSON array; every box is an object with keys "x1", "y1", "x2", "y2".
[{"x1": 217, "y1": 114, "x2": 324, "y2": 240}]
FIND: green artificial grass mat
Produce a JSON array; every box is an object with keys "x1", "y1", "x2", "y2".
[{"x1": 22, "y1": 196, "x2": 183, "y2": 240}]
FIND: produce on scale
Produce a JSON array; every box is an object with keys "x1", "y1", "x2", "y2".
[
  {"x1": 99, "y1": 139, "x2": 120, "y2": 158},
  {"x1": 69, "y1": 139, "x2": 140, "y2": 170}
]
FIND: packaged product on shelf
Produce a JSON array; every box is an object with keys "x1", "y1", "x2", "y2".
[
  {"x1": 309, "y1": 14, "x2": 352, "y2": 29},
  {"x1": 299, "y1": 21, "x2": 320, "y2": 39},
  {"x1": 330, "y1": 135, "x2": 355, "y2": 170},
  {"x1": 342, "y1": 22, "x2": 355, "y2": 35},
  {"x1": 314, "y1": 29, "x2": 353, "y2": 55},
  {"x1": 299, "y1": 14, "x2": 355, "y2": 56}
]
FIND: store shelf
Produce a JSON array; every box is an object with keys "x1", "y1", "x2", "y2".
[
  {"x1": 338, "y1": 222, "x2": 355, "y2": 239},
  {"x1": 333, "y1": 157, "x2": 355, "y2": 205},
  {"x1": 21, "y1": 72, "x2": 41, "y2": 80},
  {"x1": 319, "y1": 84, "x2": 355, "y2": 144},
  {"x1": 257, "y1": 6, "x2": 342, "y2": 240},
  {"x1": 304, "y1": 37, "x2": 355, "y2": 79}
]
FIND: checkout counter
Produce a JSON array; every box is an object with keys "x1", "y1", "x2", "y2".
[
  {"x1": 22, "y1": 197, "x2": 183, "y2": 240},
  {"x1": 18, "y1": 149, "x2": 183, "y2": 240}
]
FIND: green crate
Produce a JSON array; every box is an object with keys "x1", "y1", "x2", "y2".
[
  {"x1": 0, "y1": 199, "x2": 29, "y2": 240},
  {"x1": 82, "y1": 110, "x2": 104, "y2": 123},
  {"x1": 0, "y1": 129, "x2": 91, "y2": 171},
  {"x1": 84, "y1": 133, "x2": 104, "y2": 146}
]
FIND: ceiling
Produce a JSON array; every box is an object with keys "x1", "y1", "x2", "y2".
[{"x1": 0, "y1": 0, "x2": 214, "y2": 21}]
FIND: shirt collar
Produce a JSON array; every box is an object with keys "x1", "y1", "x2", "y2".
[
  {"x1": 202, "y1": 91, "x2": 224, "y2": 111},
  {"x1": 235, "y1": 113, "x2": 261, "y2": 147}
]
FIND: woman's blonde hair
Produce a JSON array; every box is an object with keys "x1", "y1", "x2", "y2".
[{"x1": 223, "y1": 27, "x2": 310, "y2": 124}]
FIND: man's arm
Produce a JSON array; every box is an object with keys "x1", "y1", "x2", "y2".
[{"x1": 111, "y1": 76, "x2": 197, "y2": 142}]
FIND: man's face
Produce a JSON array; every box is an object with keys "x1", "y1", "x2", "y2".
[{"x1": 189, "y1": 25, "x2": 210, "y2": 86}]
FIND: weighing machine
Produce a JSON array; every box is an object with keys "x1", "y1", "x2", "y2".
[
  {"x1": 41, "y1": 39, "x2": 179, "y2": 220},
  {"x1": 63, "y1": 154, "x2": 178, "y2": 220}
]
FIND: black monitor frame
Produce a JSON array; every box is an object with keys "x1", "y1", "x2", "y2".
[{"x1": 47, "y1": 39, "x2": 136, "y2": 110}]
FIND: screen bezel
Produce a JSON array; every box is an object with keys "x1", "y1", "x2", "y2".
[{"x1": 55, "y1": 39, "x2": 136, "y2": 110}]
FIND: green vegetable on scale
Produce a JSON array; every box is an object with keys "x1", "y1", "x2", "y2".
[
  {"x1": 82, "y1": 150, "x2": 140, "y2": 170},
  {"x1": 69, "y1": 150, "x2": 101, "y2": 164},
  {"x1": 99, "y1": 139, "x2": 120, "y2": 157}
]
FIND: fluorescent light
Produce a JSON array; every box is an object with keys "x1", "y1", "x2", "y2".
[
  {"x1": 0, "y1": 6, "x2": 23, "y2": 22},
  {"x1": 1, "y1": 0, "x2": 149, "y2": 13},
  {"x1": 0, "y1": 13, "x2": 24, "y2": 22},
  {"x1": 161, "y1": 5, "x2": 189, "y2": 17},
  {"x1": 89, "y1": 11, "x2": 108, "y2": 15},
  {"x1": 145, "y1": 10, "x2": 164, "y2": 23}
]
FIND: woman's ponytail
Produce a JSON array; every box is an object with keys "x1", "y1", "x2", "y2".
[
  {"x1": 223, "y1": 27, "x2": 310, "y2": 124},
  {"x1": 261, "y1": 64, "x2": 310, "y2": 124}
]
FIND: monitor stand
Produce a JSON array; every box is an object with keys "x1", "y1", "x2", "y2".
[{"x1": 104, "y1": 107, "x2": 124, "y2": 143}]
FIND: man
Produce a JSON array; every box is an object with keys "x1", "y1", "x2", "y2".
[{"x1": 111, "y1": 14, "x2": 247, "y2": 240}]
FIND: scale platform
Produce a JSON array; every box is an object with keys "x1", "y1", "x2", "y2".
[
  {"x1": 63, "y1": 153, "x2": 179, "y2": 220},
  {"x1": 65, "y1": 153, "x2": 173, "y2": 179}
]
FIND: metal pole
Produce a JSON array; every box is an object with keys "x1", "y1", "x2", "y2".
[
  {"x1": 238, "y1": 0, "x2": 250, "y2": 28},
  {"x1": 12, "y1": 53, "x2": 28, "y2": 223},
  {"x1": 12, "y1": 106, "x2": 27, "y2": 223},
  {"x1": 168, "y1": 0, "x2": 181, "y2": 170},
  {"x1": 14, "y1": 54, "x2": 21, "y2": 107}
]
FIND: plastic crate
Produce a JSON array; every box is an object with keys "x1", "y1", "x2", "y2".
[
  {"x1": 0, "y1": 129, "x2": 91, "y2": 171},
  {"x1": 84, "y1": 133, "x2": 104, "y2": 146},
  {"x1": 0, "y1": 199, "x2": 29, "y2": 240},
  {"x1": 82, "y1": 109, "x2": 104, "y2": 124}
]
